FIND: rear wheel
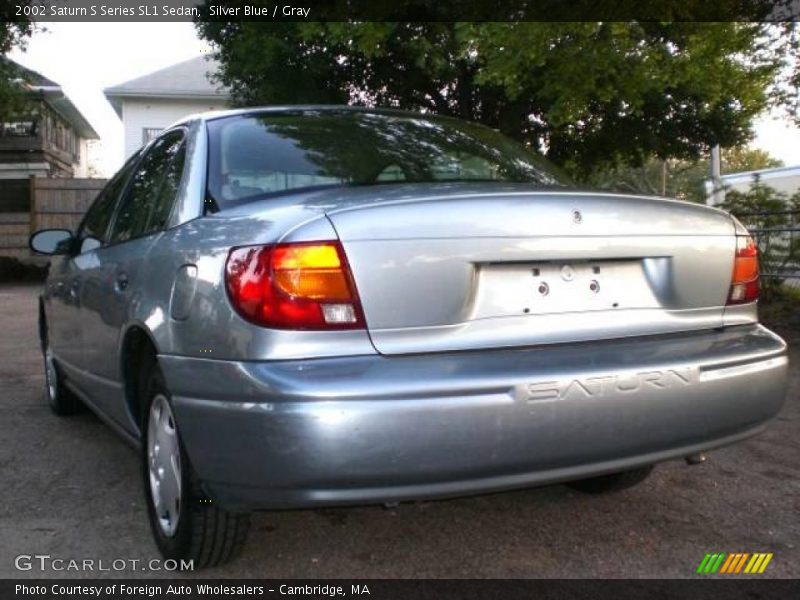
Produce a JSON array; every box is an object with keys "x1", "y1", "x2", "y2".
[
  {"x1": 566, "y1": 466, "x2": 654, "y2": 494},
  {"x1": 140, "y1": 354, "x2": 250, "y2": 568}
]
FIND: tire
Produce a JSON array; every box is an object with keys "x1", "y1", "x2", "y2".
[
  {"x1": 140, "y1": 353, "x2": 250, "y2": 568},
  {"x1": 41, "y1": 322, "x2": 82, "y2": 416},
  {"x1": 566, "y1": 466, "x2": 655, "y2": 494}
]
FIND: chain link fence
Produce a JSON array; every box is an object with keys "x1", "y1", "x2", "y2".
[{"x1": 731, "y1": 209, "x2": 800, "y2": 290}]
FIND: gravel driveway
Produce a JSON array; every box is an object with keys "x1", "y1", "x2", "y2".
[{"x1": 1, "y1": 283, "x2": 797, "y2": 579}]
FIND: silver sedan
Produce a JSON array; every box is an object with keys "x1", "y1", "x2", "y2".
[{"x1": 30, "y1": 106, "x2": 789, "y2": 567}]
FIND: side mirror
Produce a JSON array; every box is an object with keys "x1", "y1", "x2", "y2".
[{"x1": 29, "y1": 229, "x2": 74, "y2": 255}]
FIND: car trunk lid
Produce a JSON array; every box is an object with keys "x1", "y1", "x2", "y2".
[{"x1": 325, "y1": 188, "x2": 736, "y2": 355}]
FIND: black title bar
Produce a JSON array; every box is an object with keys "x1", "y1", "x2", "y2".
[
  {"x1": 4, "y1": 0, "x2": 800, "y2": 22},
  {"x1": 5, "y1": 579, "x2": 800, "y2": 600}
]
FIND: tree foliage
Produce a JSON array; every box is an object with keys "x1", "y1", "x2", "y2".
[
  {"x1": 197, "y1": 18, "x2": 798, "y2": 179},
  {"x1": 722, "y1": 146, "x2": 784, "y2": 173},
  {"x1": 0, "y1": 6, "x2": 33, "y2": 120}
]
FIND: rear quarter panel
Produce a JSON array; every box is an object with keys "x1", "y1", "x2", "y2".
[{"x1": 137, "y1": 209, "x2": 375, "y2": 362}]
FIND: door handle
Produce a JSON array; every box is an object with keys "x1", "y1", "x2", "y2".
[{"x1": 115, "y1": 273, "x2": 129, "y2": 292}]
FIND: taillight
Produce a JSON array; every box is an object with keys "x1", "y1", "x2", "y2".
[
  {"x1": 727, "y1": 235, "x2": 759, "y2": 305},
  {"x1": 225, "y1": 241, "x2": 365, "y2": 329}
]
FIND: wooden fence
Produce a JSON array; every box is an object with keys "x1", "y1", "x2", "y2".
[
  {"x1": 0, "y1": 177, "x2": 106, "y2": 261},
  {"x1": 31, "y1": 178, "x2": 107, "y2": 232},
  {"x1": 0, "y1": 211, "x2": 31, "y2": 260}
]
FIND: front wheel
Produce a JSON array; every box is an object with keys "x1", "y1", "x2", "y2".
[
  {"x1": 140, "y1": 354, "x2": 250, "y2": 568},
  {"x1": 42, "y1": 338, "x2": 82, "y2": 416},
  {"x1": 566, "y1": 466, "x2": 655, "y2": 494}
]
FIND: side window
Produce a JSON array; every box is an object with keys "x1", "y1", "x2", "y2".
[
  {"x1": 149, "y1": 141, "x2": 187, "y2": 231},
  {"x1": 109, "y1": 130, "x2": 185, "y2": 244},
  {"x1": 77, "y1": 153, "x2": 139, "y2": 247}
]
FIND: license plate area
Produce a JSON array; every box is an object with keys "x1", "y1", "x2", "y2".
[{"x1": 472, "y1": 260, "x2": 661, "y2": 318}]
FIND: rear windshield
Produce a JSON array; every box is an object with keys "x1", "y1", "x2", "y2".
[{"x1": 206, "y1": 110, "x2": 568, "y2": 208}]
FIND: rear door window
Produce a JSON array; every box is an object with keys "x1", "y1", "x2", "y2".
[
  {"x1": 148, "y1": 140, "x2": 187, "y2": 231},
  {"x1": 108, "y1": 130, "x2": 185, "y2": 244}
]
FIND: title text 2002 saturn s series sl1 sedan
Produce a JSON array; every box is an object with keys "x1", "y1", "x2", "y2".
[{"x1": 31, "y1": 107, "x2": 789, "y2": 567}]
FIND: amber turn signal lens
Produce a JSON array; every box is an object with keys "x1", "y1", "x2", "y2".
[
  {"x1": 272, "y1": 269, "x2": 352, "y2": 300},
  {"x1": 271, "y1": 243, "x2": 353, "y2": 300},
  {"x1": 727, "y1": 235, "x2": 759, "y2": 305},
  {"x1": 271, "y1": 244, "x2": 341, "y2": 270},
  {"x1": 731, "y1": 236, "x2": 758, "y2": 284}
]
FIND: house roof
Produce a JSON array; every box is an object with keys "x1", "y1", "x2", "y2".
[
  {"x1": 719, "y1": 165, "x2": 800, "y2": 183},
  {"x1": 4, "y1": 58, "x2": 99, "y2": 140},
  {"x1": 104, "y1": 56, "x2": 230, "y2": 117},
  {"x1": 4, "y1": 58, "x2": 59, "y2": 87}
]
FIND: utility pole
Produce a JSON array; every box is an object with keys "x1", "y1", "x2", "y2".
[{"x1": 710, "y1": 145, "x2": 724, "y2": 206}]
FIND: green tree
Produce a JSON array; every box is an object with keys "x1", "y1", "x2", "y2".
[
  {"x1": 0, "y1": 6, "x2": 33, "y2": 120},
  {"x1": 197, "y1": 18, "x2": 797, "y2": 179},
  {"x1": 722, "y1": 147, "x2": 783, "y2": 173}
]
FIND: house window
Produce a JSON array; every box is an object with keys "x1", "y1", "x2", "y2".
[
  {"x1": 142, "y1": 127, "x2": 162, "y2": 145},
  {"x1": 0, "y1": 120, "x2": 36, "y2": 136}
]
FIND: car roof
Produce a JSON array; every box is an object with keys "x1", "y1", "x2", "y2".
[{"x1": 167, "y1": 105, "x2": 446, "y2": 130}]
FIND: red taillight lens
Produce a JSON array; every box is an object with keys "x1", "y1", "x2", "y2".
[
  {"x1": 727, "y1": 235, "x2": 759, "y2": 305},
  {"x1": 225, "y1": 241, "x2": 365, "y2": 329}
]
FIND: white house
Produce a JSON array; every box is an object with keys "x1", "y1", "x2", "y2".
[
  {"x1": 104, "y1": 56, "x2": 231, "y2": 158},
  {"x1": 706, "y1": 165, "x2": 800, "y2": 205}
]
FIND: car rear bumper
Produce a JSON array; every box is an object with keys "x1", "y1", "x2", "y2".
[{"x1": 160, "y1": 324, "x2": 789, "y2": 510}]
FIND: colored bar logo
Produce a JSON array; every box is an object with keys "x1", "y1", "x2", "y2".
[{"x1": 697, "y1": 553, "x2": 773, "y2": 574}]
